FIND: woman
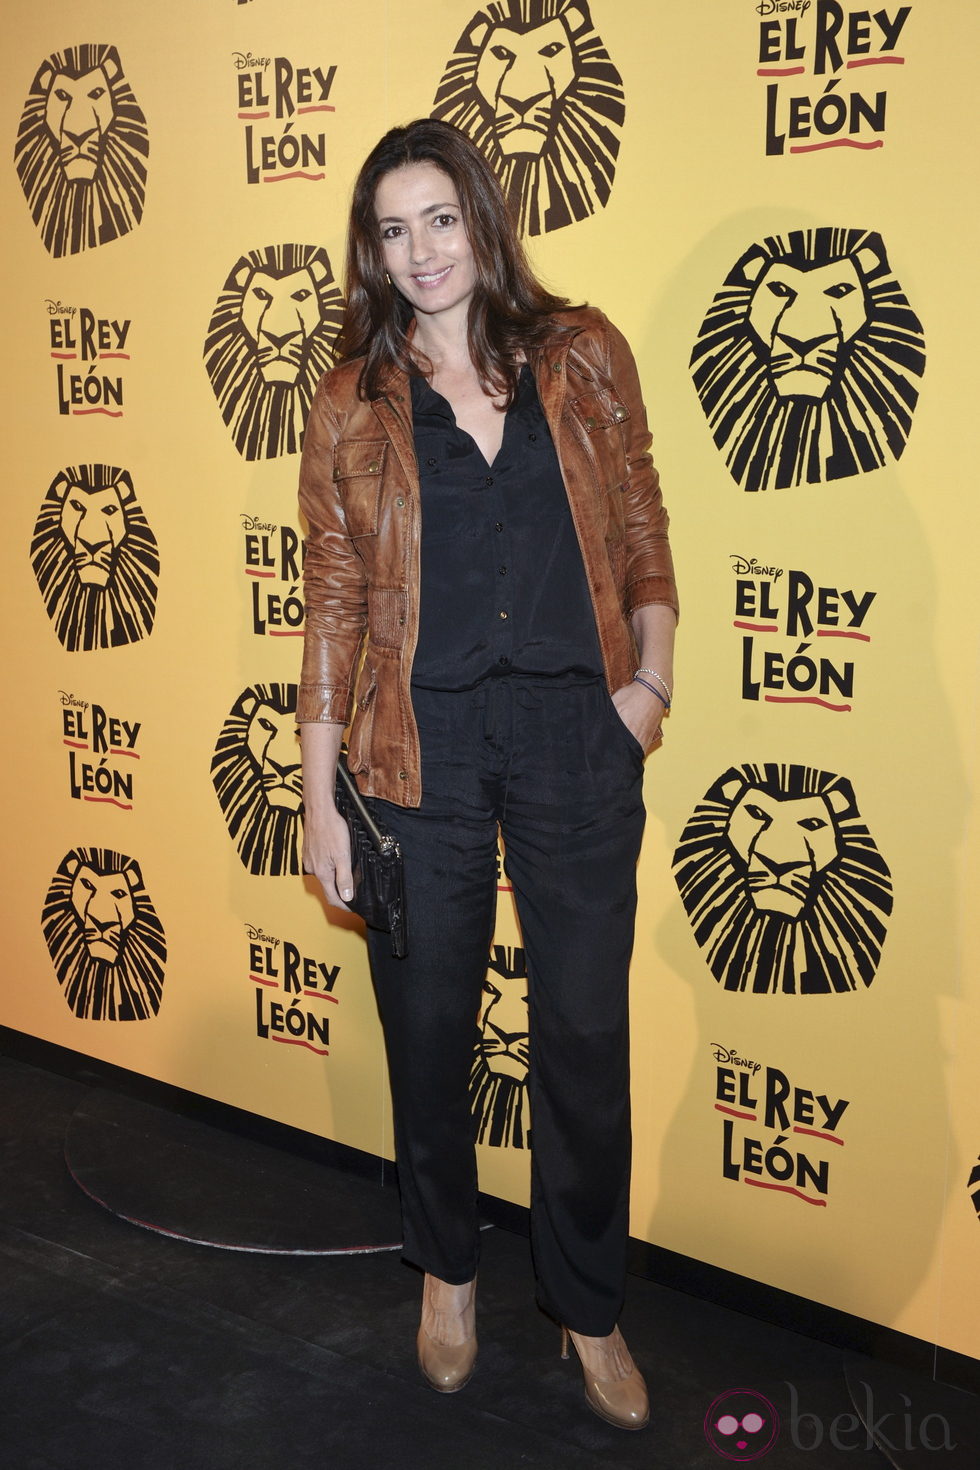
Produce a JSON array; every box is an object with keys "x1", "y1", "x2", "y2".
[{"x1": 298, "y1": 118, "x2": 676, "y2": 1431}]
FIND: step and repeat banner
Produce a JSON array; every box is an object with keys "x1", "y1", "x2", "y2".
[{"x1": 2, "y1": 0, "x2": 978, "y2": 1364}]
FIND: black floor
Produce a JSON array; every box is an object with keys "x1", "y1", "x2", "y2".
[{"x1": 0, "y1": 1053, "x2": 976, "y2": 1469}]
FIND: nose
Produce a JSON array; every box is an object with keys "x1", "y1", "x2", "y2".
[
  {"x1": 500, "y1": 89, "x2": 549, "y2": 119},
  {"x1": 408, "y1": 229, "x2": 433, "y2": 266},
  {"x1": 64, "y1": 126, "x2": 97, "y2": 148},
  {"x1": 776, "y1": 331, "x2": 836, "y2": 360},
  {"x1": 79, "y1": 534, "x2": 110, "y2": 555},
  {"x1": 262, "y1": 328, "x2": 301, "y2": 351}
]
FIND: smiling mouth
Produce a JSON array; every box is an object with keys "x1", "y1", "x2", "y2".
[{"x1": 412, "y1": 265, "x2": 453, "y2": 288}]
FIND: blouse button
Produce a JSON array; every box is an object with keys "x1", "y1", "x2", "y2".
[
  {"x1": 499, "y1": 610, "x2": 509, "y2": 620},
  {"x1": 427, "y1": 457, "x2": 437, "y2": 467},
  {"x1": 528, "y1": 432, "x2": 537, "y2": 442},
  {"x1": 495, "y1": 521, "x2": 503, "y2": 532}
]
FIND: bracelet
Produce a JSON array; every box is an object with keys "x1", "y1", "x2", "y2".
[
  {"x1": 635, "y1": 668, "x2": 672, "y2": 704},
  {"x1": 633, "y1": 674, "x2": 670, "y2": 710}
]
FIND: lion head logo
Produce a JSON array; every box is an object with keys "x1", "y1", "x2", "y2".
[
  {"x1": 203, "y1": 244, "x2": 344, "y2": 460},
  {"x1": 14, "y1": 44, "x2": 149, "y2": 258},
  {"x1": 30, "y1": 465, "x2": 159, "y2": 652},
  {"x1": 690, "y1": 228, "x2": 926, "y2": 492},
  {"x1": 41, "y1": 848, "x2": 166, "y2": 1020},
  {"x1": 470, "y1": 945, "x2": 531, "y2": 1147},
  {"x1": 431, "y1": 0, "x2": 625, "y2": 236},
  {"x1": 212, "y1": 683, "x2": 304, "y2": 875},
  {"x1": 673, "y1": 762, "x2": 893, "y2": 994}
]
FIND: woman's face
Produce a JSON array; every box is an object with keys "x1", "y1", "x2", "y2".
[{"x1": 374, "y1": 162, "x2": 477, "y2": 324}]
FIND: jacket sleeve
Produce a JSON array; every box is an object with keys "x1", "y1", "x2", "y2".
[
  {"x1": 604, "y1": 316, "x2": 679, "y2": 621},
  {"x1": 296, "y1": 374, "x2": 369, "y2": 723}
]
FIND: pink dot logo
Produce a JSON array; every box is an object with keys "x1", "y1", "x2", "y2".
[{"x1": 704, "y1": 1389, "x2": 780, "y2": 1461}]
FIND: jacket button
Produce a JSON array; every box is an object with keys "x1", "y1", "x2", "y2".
[
  {"x1": 552, "y1": 361, "x2": 563, "y2": 373},
  {"x1": 368, "y1": 460, "x2": 379, "y2": 473},
  {"x1": 613, "y1": 405, "x2": 627, "y2": 421},
  {"x1": 585, "y1": 415, "x2": 596, "y2": 430},
  {"x1": 332, "y1": 468, "x2": 340, "y2": 480},
  {"x1": 398, "y1": 770, "x2": 408, "y2": 780},
  {"x1": 395, "y1": 497, "x2": 405, "y2": 507}
]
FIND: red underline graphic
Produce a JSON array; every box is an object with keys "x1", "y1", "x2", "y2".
[
  {"x1": 83, "y1": 795, "x2": 132, "y2": 810},
  {"x1": 848, "y1": 55, "x2": 904, "y2": 67},
  {"x1": 497, "y1": 883, "x2": 514, "y2": 893},
  {"x1": 790, "y1": 139, "x2": 884, "y2": 152},
  {"x1": 63, "y1": 739, "x2": 88, "y2": 749},
  {"x1": 764, "y1": 695, "x2": 851, "y2": 712},
  {"x1": 303, "y1": 989, "x2": 340, "y2": 1004},
  {"x1": 757, "y1": 65, "x2": 806, "y2": 76},
  {"x1": 794, "y1": 1125, "x2": 844, "y2": 1146},
  {"x1": 263, "y1": 171, "x2": 326, "y2": 183},
  {"x1": 238, "y1": 110, "x2": 270, "y2": 119},
  {"x1": 745, "y1": 1178, "x2": 827, "y2": 1206},
  {"x1": 100, "y1": 352, "x2": 130, "y2": 360},
  {"x1": 250, "y1": 974, "x2": 278, "y2": 987},
  {"x1": 72, "y1": 408, "x2": 123, "y2": 417},
  {"x1": 734, "y1": 621, "x2": 778, "y2": 633},
  {"x1": 51, "y1": 352, "x2": 77, "y2": 360},
  {"x1": 297, "y1": 103, "x2": 335, "y2": 113},
  {"x1": 272, "y1": 1035, "x2": 330, "y2": 1055},
  {"x1": 268, "y1": 629, "x2": 305, "y2": 637},
  {"x1": 817, "y1": 629, "x2": 870, "y2": 641},
  {"x1": 715, "y1": 1104, "x2": 757, "y2": 1121},
  {"x1": 109, "y1": 747, "x2": 140, "y2": 759},
  {"x1": 246, "y1": 568, "x2": 276, "y2": 577}
]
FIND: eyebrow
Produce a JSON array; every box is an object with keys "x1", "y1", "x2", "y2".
[{"x1": 376, "y1": 201, "x2": 459, "y2": 224}]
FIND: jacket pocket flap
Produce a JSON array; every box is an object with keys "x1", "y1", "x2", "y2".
[
  {"x1": 333, "y1": 440, "x2": 388, "y2": 481},
  {"x1": 568, "y1": 390, "x2": 631, "y2": 433}
]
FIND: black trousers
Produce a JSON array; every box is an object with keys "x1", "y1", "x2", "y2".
[{"x1": 366, "y1": 675, "x2": 646, "y2": 1336}]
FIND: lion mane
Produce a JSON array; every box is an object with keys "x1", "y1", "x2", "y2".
[
  {"x1": 431, "y1": 0, "x2": 625, "y2": 236},
  {"x1": 672, "y1": 762, "x2": 893, "y2": 995},
  {"x1": 203, "y1": 244, "x2": 344, "y2": 461},
  {"x1": 469, "y1": 945, "x2": 531, "y2": 1148},
  {"x1": 969, "y1": 1157, "x2": 980, "y2": 1224},
  {"x1": 41, "y1": 847, "x2": 166, "y2": 1020},
  {"x1": 30, "y1": 464, "x2": 159, "y2": 652},
  {"x1": 211, "y1": 683, "x2": 303, "y2": 876},
  {"x1": 690, "y1": 227, "x2": 926, "y2": 492},
  {"x1": 14, "y1": 43, "x2": 149, "y2": 258}
]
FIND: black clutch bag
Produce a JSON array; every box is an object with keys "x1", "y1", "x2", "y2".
[{"x1": 334, "y1": 754, "x2": 408, "y2": 958}]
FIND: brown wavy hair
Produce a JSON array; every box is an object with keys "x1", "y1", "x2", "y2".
[{"x1": 339, "y1": 119, "x2": 576, "y2": 402}]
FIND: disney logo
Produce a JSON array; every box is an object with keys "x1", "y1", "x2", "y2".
[
  {"x1": 710, "y1": 1044, "x2": 762, "y2": 1075},
  {"x1": 756, "y1": 0, "x2": 811, "y2": 15},
  {"x1": 241, "y1": 514, "x2": 277, "y2": 533},
  {"x1": 232, "y1": 51, "x2": 270, "y2": 70},
  {"x1": 45, "y1": 299, "x2": 76, "y2": 316},
  {"x1": 245, "y1": 923, "x2": 280, "y2": 946},
  {"x1": 731, "y1": 554, "x2": 784, "y2": 580},
  {"x1": 58, "y1": 690, "x2": 89, "y2": 709}
]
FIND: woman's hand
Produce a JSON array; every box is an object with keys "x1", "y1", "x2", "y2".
[
  {"x1": 303, "y1": 803, "x2": 355, "y2": 910},
  {"x1": 611, "y1": 680, "x2": 665, "y2": 754}
]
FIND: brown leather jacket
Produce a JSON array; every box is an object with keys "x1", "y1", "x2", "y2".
[{"x1": 297, "y1": 307, "x2": 678, "y2": 807}]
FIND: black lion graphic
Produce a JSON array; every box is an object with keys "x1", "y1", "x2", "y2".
[
  {"x1": 431, "y1": 0, "x2": 625, "y2": 236},
  {"x1": 203, "y1": 244, "x2": 344, "y2": 460},
  {"x1": 690, "y1": 227, "x2": 926, "y2": 493},
  {"x1": 30, "y1": 465, "x2": 159, "y2": 652},
  {"x1": 14, "y1": 43, "x2": 149, "y2": 258},
  {"x1": 42, "y1": 848, "x2": 166, "y2": 1020},
  {"x1": 470, "y1": 945, "x2": 531, "y2": 1148},
  {"x1": 211, "y1": 683, "x2": 303, "y2": 875},
  {"x1": 673, "y1": 763, "x2": 893, "y2": 994}
]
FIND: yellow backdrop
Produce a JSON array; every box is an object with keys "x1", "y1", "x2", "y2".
[{"x1": 3, "y1": 0, "x2": 978, "y2": 1366}]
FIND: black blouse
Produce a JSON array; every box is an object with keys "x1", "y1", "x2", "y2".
[{"x1": 409, "y1": 364, "x2": 603, "y2": 691}]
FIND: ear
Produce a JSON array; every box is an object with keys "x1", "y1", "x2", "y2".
[
  {"x1": 101, "y1": 48, "x2": 121, "y2": 86},
  {"x1": 825, "y1": 786, "x2": 852, "y2": 818},
  {"x1": 467, "y1": 19, "x2": 491, "y2": 51},
  {"x1": 239, "y1": 693, "x2": 259, "y2": 720},
  {"x1": 854, "y1": 243, "x2": 882, "y2": 280},
  {"x1": 563, "y1": 4, "x2": 590, "y2": 39},
  {"x1": 231, "y1": 263, "x2": 254, "y2": 293},
  {"x1": 36, "y1": 63, "x2": 55, "y2": 97},
  {"x1": 64, "y1": 854, "x2": 81, "y2": 878},
  {"x1": 50, "y1": 473, "x2": 74, "y2": 504},
  {"x1": 719, "y1": 776, "x2": 747, "y2": 805},
  {"x1": 307, "y1": 256, "x2": 329, "y2": 289},
  {"x1": 112, "y1": 469, "x2": 136, "y2": 506},
  {"x1": 741, "y1": 248, "x2": 769, "y2": 286},
  {"x1": 121, "y1": 859, "x2": 142, "y2": 891}
]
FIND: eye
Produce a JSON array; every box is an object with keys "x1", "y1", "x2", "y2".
[
  {"x1": 102, "y1": 503, "x2": 119, "y2": 517},
  {"x1": 251, "y1": 286, "x2": 273, "y2": 304},
  {"x1": 54, "y1": 88, "x2": 72, "y2": 102},
  {"x1": 68, "y1": 497, "x2": 85, "y2": 512},
  {"x1": 80, "y1": 877, "x2": 96, "y2": 894},
  {"x1": 258, "y1": 717, "x2": 277, "y2": 734},
  {"x1": 482, "y1": 980, "x2": 501, "y2": 999},
  {"x1": 824, "y1": 281, "x2": 856, "y2": 299},
  {"x1": 432, "y1": 213, "x2": 457, "y2": 229},
  {"x1": 87, "y1": 87, "x2": 106, "y2": 101},
  {"x1": 490, "y1": 44, "x2": 516, "y2": 61},
  {"x1": 380, "y1": 224, "x2": 405, "y2": 240},
  {"x1": 798, "y1": 817, "x2": 827, "y2": 831},
  {"x1": 290, "y1": 288, "x2": 312, "y2": 302},
  {"x1": 765, "y1": 281, "x2": 796, "y2": 300},
  {"x1": 539, "y1": 41, "x2": 565, "y2": 57},
  {"x1": 744, "y1": 804, "x2": 770, "y2": 822},
  {"x1": 110, "y1": 886, "x2": 127, "y2": 901}
]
